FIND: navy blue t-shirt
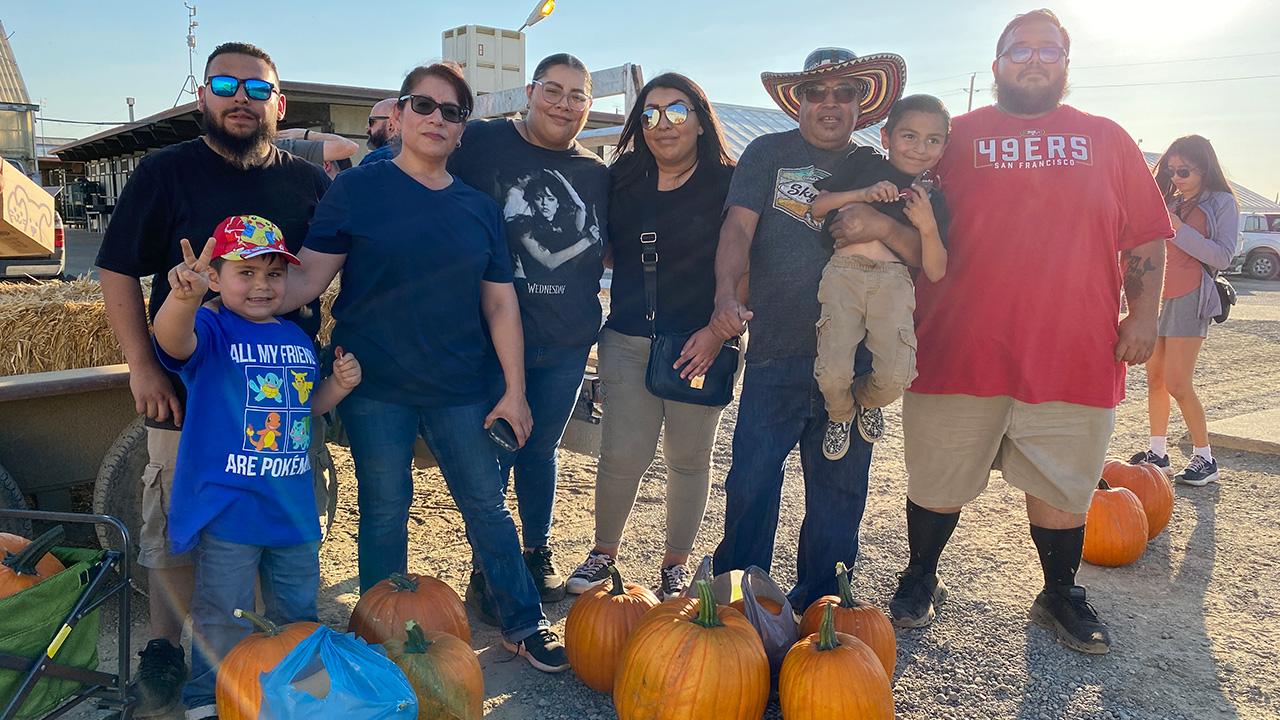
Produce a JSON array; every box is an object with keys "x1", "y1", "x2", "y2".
[
  {"x1": 303, "y1": 161, "x2": 513, "y2": 407},
  {"x1": 158, "y1": 305, "x2": 322, "y2": 554},
  {"x1": 814, "y1": 145, "x2": 951, "y2": 254},
  {"x1": 448, "y1": 119, "x2": 609, "y2": 348}
]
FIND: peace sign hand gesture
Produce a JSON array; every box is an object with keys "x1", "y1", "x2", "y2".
[{"x1": 169, "y1": 237, "x2": 215, "y2": 304}]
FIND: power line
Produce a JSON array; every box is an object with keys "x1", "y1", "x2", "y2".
[
  {"x1": 910, "y1": 49, "x2": 1280, "y2": 88},
  {"x1": 1072, "y1": 73, "x2": 1280, "y2": 89},
  {"x1": 35, "y1": 117, "x2": 141, "y2": 126}
]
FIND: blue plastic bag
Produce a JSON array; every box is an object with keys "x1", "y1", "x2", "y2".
[{"x1": 259, "y1": 626, "x2": 417, "y2": 719}]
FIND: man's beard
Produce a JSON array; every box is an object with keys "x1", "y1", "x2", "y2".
[
  {"x1": 202, "y1": 108, "x2": 274, "y2": 169},
  {"x1": 994, "y1": 74, "x2": 1068, "y2": 115},
  {"x1": 367, "y1": 126, "x2": 389, "y2": 150}
]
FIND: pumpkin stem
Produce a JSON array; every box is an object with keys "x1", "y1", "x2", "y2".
[
  {"x1": 608, "y1": 563, "x2": 626, "y2": 597},
  {"x1": 816, "y1": 603, "x2": 841, "y2": 652},
  {"x1": 234, "y1": 608, "x2": 283, "y2": 636},
  {"x1": 389, "y1": 572, "x2": 419, "y2": 592},
  {"x1": 834, "y1": 561, "x2": 856, "y2": 608},
  {"x1": 2, "y1": 525, "x2": 64, "y2": 575},
  {"x1": 403, "y1": 620, "x2": 433, "y2": 654},
  {"x1": 690, "y1": 579, "x2": 724, "y2": 629}
]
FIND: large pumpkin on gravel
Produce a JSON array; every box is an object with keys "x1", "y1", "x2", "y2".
[
  {"x1": 385, "y1": 620, "x2": 483, "y2": 720},
  {"x1": 0, "y1": 526, "x2": 66, "y2": 600},
  {"x1": 349, "y1": 572, "x2": 471, "y2": 646},
  {"x1": 216, "y1": 610, "x2": 321, "y2": 720},
  {"x1": 613, "y1": 580, "x2": 768, "y2": 720},
  {"x1": 780, "y1": 604, "x2": 894, "y2": 720},
  {"x1": 798, "y1": 562, "x2": 896, "y2": 677},
  {"x1": 1082, "y1": 480, "x2": 1149, "y2": 567},
  {"x1": 1102, "y1": 459, "x2": 1174, "y2": 539},
  {"x1": 564, "y1": 564, "x2": 658, "y2": 693}
]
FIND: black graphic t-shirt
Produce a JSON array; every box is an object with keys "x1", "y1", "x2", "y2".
[
  {"x1": 814, "y1": 145, "x2": 951, "y2": 252},
  {"x1": 95, "y1": 138, "x2": 331, "y2": 428},
  {"x1": 606, "y1": 160, "x2": 733, "y2": 337},
  {"x1": 449, "y1": 119, "x2": 609, "y2": 348}
]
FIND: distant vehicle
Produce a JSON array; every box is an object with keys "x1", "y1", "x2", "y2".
[
  {"x1": 1230, "y1": 212, "x2": 1280, "y2": 280},
  {"x1": 0, "y1": 211, "x2": 65, "y2": 281}
]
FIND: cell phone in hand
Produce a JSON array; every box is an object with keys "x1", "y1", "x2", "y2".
[{"x1": 488, "y1": 417, "x2": 519, "y2": 453}]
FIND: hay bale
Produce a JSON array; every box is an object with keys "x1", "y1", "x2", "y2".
[{"x1": 0, "y1": 275, "x2": 341, "y2": 377}]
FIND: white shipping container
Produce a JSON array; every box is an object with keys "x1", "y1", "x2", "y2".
[{"x1": 442, "y1": 25, "x2": 526, "y2": 95}]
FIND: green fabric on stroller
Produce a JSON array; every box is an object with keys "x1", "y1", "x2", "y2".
[{"x1": 0, "y1": 547, "x2": 104, "y2": 719}]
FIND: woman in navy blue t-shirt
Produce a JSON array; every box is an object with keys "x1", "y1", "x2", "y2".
[{"x1": 281, "y1": 63, "x2": 570, "y2": 673}]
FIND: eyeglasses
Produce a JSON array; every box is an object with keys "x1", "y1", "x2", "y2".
[
  {"x1": 532, "y1": 80, "x2": 592, "y2": 111},
  {"x1": 367, "y1": 115, "x2": 390, "y2": 126},
  {"x1": 800, "y1": 83, "x2": 862, "y2": 105},
  {"x1": 398, "y1": 94, "x2": 469, "y2": 124},
  {"x1": 641, "y1": 102, "x2": 693, "y2": 130},
  {"x1": 206, "y1": 75, "x2": 277, "y2": 101},
  {"x1": 1169, "y1": 167, "x2": 1198, "y2": 179},
  {"x1": 1000, "y1": 45, "x2": 1067, "y2": 64}
]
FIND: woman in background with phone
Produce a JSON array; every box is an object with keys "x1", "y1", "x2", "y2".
[{"x1": 1130, "y1": 135, "x2": 1239, "y2": 488}]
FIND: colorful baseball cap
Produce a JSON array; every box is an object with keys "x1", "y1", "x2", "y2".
[{"x1": 211, "y1": 214, "x2": 300, "y2": 265}]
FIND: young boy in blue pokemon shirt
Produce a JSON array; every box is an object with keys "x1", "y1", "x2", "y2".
[{"x1": 153, "y1": 214, "x2": 361, "y2": 720}]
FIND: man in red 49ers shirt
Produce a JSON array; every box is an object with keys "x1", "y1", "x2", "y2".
[{"x1": 885, "y1": 9, "x2": 1173, "y2": 655}]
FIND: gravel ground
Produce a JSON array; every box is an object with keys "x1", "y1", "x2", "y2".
[{"x1": 73, "y1": 278, "x2": 1280, "y2": 719}]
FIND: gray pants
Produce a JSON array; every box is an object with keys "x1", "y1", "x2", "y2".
[{"x1": 594, "y1": 328, "x2": 731, "y2": 556}]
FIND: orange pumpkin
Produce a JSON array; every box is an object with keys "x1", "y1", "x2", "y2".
[
  {"x1": 349, "y1": 572, "x2": 471, "y2": 646},
  {"x1": 729, "y1": 595, "x2": 784, "y2": 616},
  {"x1": 0, "y1": 526, "x2": 67, "y2": 600},
  {"x1": 1082, "y1": 480, "x2": 1149, "y2": 567},
  {"x1": 780, "y1": 603, "x2": 894, "y2": 720},
  {"x1": 1102, "y1": 459, "x2": 1174, "y2": 539},
  {"x1": 565, "y1": 564, "x2": 659, "y2": 693},
  {"x1": 215, "y1": 609, "x2": 321, "y2": 720},
  {"x1": 385, "y1": 620, "x2": 483, "y2": 720},
  {"x1": 798, "y1": 562, "x2": 896, "y2": 677},
  {"x1": 614, "y1": 580, "x2": 769, "y2": 720}
]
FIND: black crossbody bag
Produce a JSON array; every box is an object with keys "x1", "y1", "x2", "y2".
[
  {"x1": 639, "y1": 182, "x2": 740, "y2": 406},
  {"x1": 1176, "y1": 199, "x2": 1236, "y2": 324}
]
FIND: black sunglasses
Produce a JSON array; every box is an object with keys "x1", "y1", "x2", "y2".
[
  {"x1": 367, "y1": 115, "x2": 390, "y2": 126},
  {"x1": 206, "y1": 75, "x2": 276, "y2": 101},
  {"x1": 641, "y1": 102, "x2": 693, "y2": 130},
  {"x1": 1169, "y1": 167, "x2": 1197, "y2": 179},
  {"x1": 800, "y1": 83, "x2": 862, "y2": 105},
  {"x1": 399, "y1": 94, "x2": 469, "y2": 124}
]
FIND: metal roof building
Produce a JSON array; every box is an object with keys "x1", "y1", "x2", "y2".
[{"x1": 0, "y1": 20, "x2": 39, "y2": 176}]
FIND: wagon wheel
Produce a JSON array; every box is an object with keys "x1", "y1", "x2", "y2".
[
  {"x1": 93, "y1": 416, "x2": 148, "y2": 592},
  {"x1": 0, "y1": 461, "x2": 34, "y2": 537}
]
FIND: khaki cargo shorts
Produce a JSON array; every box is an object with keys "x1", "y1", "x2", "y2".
[
  {"x1": 902, "y1": 392, "x2": 1115, "y2": 514},
  {"x1": 139, "y1": 426, "x2": 192, "y2": 569}
]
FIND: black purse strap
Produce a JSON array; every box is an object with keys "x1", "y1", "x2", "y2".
[{"x1": 640, "y1": 174, "x2": 660, "y2": 339}]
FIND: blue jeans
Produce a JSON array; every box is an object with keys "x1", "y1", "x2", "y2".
[
  {"x1": 497, "y1": 344, "x2": 592, "y2": 549},
  {"x1": 712, "y1": 351, "x2": 873, "y2": 609},
  {"x1": 340, "y1": 393, "x2": 547, "y2": 642},
  {"x1": 183, "y1": 534, "x2": 319, "y2": 713}
]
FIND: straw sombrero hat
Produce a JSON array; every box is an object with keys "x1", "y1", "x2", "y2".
[{"x1": 762, "y1": 47, "x2": 906, "y2": 129}]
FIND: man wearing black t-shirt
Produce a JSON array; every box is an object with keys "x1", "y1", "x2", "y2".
[{"x1": 95, "y1": 42, "x2": 329, "y2": 717}]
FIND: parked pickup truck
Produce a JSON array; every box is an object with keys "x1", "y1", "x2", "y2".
[
  {"x1": 1230, "y1": 212, "x2": 1280, "y2": 280},
  {"x1": 0, "y1": 210, "x2": 64, "y2": 281}
]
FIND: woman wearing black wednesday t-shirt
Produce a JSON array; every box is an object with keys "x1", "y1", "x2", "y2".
[{"x1": 564, "y1": 73, "x2": 739, "y2": 600}]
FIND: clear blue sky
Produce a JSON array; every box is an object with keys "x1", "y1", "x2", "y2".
[{"x1": 7, "y1": 0, "x2": 1279, "y2": 199}]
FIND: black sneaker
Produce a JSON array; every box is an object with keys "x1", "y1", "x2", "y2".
[
  {"x1": 133, "y1": 639, "x2": 187, "y2": 717},
  {"x1": 856, "y1": 404, "x2": 885, "y2": 444},
  {"x1": 523, "y1": 546, "x2": 567, "y2": 603},
  {"x1": 502, "y1": 627, "x2": 570, "y2": 673},
  {"x1": 566, "y1": 550, "x2": 614, "y2": 595},
  {"x1": 1174, "y1": 455, "x2": 1220, "y2": 487},
  {"x1": 1030, "y1": 585, "x2": 1110, "y2": 655},
  {"x1": 658, "y1": 563, "x2": 690, "y2": 601},
  {"x1": 465, "y1": 570, "x2": 501, "y2": 627},
  {"x1": 889, "y1": 567, "x2": 948, "y2": 628},
  {"x1": 823, "y1": 420, "x2": 852, "y2": 461},
  {"x1": 1127, "y1": 449, "x2": 1172, "y2": 475}
]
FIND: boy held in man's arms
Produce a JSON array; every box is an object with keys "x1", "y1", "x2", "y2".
[
  {"x1": 810, "y1": 94, "x2": 951, "y2": 460},
  {"x1": 152, "y1": 214, "x2": 361, "y2": 719}
]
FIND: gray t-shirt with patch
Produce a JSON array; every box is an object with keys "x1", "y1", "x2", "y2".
[{"x1": 725, "y1": 129, "x2": 852, "y2": 361}]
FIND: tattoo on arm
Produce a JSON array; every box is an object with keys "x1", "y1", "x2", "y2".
[{"x1": 1122, "y1": 252, "x2": 1158, "y2": 300}]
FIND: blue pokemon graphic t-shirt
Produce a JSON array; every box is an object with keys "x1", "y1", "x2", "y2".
[{"x1": 158, "y1": 305, "x2": 322, "y2": 554}]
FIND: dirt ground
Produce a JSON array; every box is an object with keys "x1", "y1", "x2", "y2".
[{"x1": 72, "y1": 277, "x2": 1279, "y2": 719}]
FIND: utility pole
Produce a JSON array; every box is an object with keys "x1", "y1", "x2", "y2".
[
  {"x1": 967, "y1": 72, "x2": 976, "y2": 112},
  {"x1": 173, "y1": 3, "x2": 199, "y2": 107}
]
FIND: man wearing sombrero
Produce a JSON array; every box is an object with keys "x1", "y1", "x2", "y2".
[{"x1": 709, "y1": 48, "x2": 923, "y2": 608}]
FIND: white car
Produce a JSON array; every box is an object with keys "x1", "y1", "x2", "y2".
[{"x1": 1230, "y1": 212, "x2": 1280, "y2": 280}]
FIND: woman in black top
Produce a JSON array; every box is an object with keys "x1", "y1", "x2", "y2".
[{"x1": 565, "y1": 73, "x2": 738, "y2": 599}]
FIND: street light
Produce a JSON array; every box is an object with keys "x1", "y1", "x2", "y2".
[{"x1": 518, "y1": 0, "x2": 555, "y2": 32}]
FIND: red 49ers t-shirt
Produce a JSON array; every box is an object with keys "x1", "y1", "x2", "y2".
[{"x1": 913, "y1": 105, "x2": 1173, "y2": 409}]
